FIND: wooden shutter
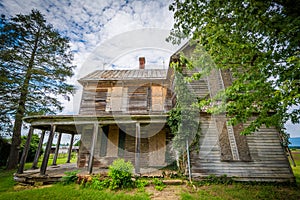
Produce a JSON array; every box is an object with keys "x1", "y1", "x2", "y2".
[
  {"x1": 118, "y1": 129, "x2": 126, "y2": 157},
  {"x1": 100, "y1": 125, "x2": 109, "y2": 157}
]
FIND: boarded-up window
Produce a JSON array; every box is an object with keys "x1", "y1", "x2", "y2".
[
  {"x1": 129, "y1": 86, "x2": 149, "y2": 111},
  {"x1": 219, "y1": 122, "x2": 233, "y2": 161},
  {"x1": 151, "y1": 86, "x2": 166, "y2": 111},
  {"x1": 218, "y1": 120, "x2": 251, "y2": 162},
  {"x1": 122, "y1": 88, "x2": 128, "y2": 111},
  {"x1": 110, "y1": 87, "x2": 123, "y2": 112},
  {"x1": 95, "y1": 88, "x2": 108, "y2": 112},
  {"x1": 233, "y1": 123, "x2": 251, "y2": 161},
  {"x1": 127, "y1": 85, "x2": 166, "y2": 112}
]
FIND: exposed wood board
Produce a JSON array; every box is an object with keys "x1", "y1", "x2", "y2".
[
  {"x1": 149, "y1": 130, "x2": 166, "y2": 166},
  {"x1": 107, "y1": 125, "x2": 119, "y2": 157},
  {"x1": 78, "y1": 69, "x2": 167, "y2": 83}
]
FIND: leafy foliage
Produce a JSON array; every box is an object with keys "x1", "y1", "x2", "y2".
[
  {"x1": 167, "y1": 60, "x2": 201, "y2": 173},
  {"x1": 78, "y1": 174, "x2": 150, "y2": 192},
  {"x1": 1, "y1": 10, "x2": 75, "y2": 169},
  {"x1": 168, "y1": 0, "x2": 300, "y2": 135},
  {"x1": 135, "y1": 179, "x2": 149, "y2": 192},
  {"x1": 82, "y1": 175, "x2": 111, "y2": 190},
  {"x1": 19, "y1": 134, "x2": 43, "y2": 162},
  {"x1": 0, "y1": 137, "x2": 10, "y2": 166},
  {"x1": 152, "y1": 178, "x2": 166, "y2": 191},
  {"x1": 167, "y1": 64, "x2": 200, "y2": 153},
  {"x1": 108, "y1": 158, "x2": 134, "y2": 190},
  {"x1": 61, "y1": 170, "x2": 80, "y2": 185},
  {"x1": 0, "y1": 10, "x2": 75, "y2": 134}
]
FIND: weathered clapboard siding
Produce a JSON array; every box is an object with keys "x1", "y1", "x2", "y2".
[
  {"x1": 77, "y1": 123, "x2": 170, "y2": 169},
  {"x1": 79, "y1": 81, "x2": 172, "y2": 115},
  {"x1": 190, "y1": 115, "x2": 294, "y2": 181},
  {"x1": 123, "y1": 125, "x2": 136, "y2": 165},
  {"x1": 181, "y1": 67, "x2": 210, "y2": 99},
  {"x1": 77, "y1": 127, "x2": 93, "y2": 168},
  {"x1": 171, "y1": 44, "x2": 294, "y2": 182}
]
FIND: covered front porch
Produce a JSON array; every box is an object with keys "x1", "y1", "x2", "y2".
[
  {"x1": 16, "y1": 114, "x2": 172, "y2": 183},
  {"x1": 14, "y1": 162, "x2": 171, "y2": 184}
]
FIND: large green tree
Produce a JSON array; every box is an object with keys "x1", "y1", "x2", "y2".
[
  {"x1": 0, "y1": 10, "x2": 75, "y2": 169},
  {"x1": 168, "y1": 0, "x2": 300, "y2": 134}
]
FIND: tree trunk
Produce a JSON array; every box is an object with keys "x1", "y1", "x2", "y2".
[
  {"x1": 6, "y1": 29, "x2": 40, "y2": 170},
  {"x1": 6, "y1": 108, "x2": 24, "y2": 169}
]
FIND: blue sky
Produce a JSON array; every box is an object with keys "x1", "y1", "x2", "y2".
[
  {"x1": 0, "y1": 0, "x2": 179, "y2": 110},
  {"x1": 1, "y1": 0, "x2": 299, "y2": 138},
  {"x1": 0, "y1": 0, "x2": 182, "y2": 143}
]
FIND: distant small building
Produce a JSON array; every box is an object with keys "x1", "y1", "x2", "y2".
[{"x1": 50, "y1": 146, "x2": 79, "y2": 154}]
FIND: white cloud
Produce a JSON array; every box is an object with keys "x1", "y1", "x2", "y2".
[
  {"x1": 2, "y1": 0, "x2": 299, "y2": 139},
  {"x1": 1, "y1": 1, "x2": 178, "y2": 135},
  {"x1": 285, "y1": 121, "x2": 300, "y2": 138},
  {"x1": 1, "y1": 0, "x2": 176, "y2": 116}
]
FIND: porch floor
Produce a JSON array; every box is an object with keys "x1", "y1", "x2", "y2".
[{"x1": 14, "y1": 163, "x2": 170, "y2": 184}]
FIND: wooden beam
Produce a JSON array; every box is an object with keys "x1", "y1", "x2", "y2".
[
  {"x1": 88, "y1": 123, "x2": 99, "y2": 174},
  {"x1": 135, "y1": 122, "x2": 141, "y2": 174},
  {"x1": 186, "y1": 139, "x2": 192, "y2": 182},
  {"x1": 17, "y1": 127, "x2": 34, "y2": 174},
  {"x1": 52, "y1": 132, "x2": 62, "y2": 165},
  {"x1": 32, "y1": 130, "x2": 45, "y2": 169},
  {"x1": 40, "y1": 124, "x2": 56, "y2": 175},
  {"x1": 67, "y1": 134, "x2": 74, "y2": 163}
]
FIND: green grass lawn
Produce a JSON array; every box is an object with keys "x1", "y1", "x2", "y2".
[
  {"x1": 180, "y1": 182, "x2": 300, "y2": 200},
  {"x1": 290, "y1": 149, "x2": 300, "y2": 184},
  {"x1": 0, "y1": 184, "x2": 149, "y2": 200},
  {"x1": 0, "y1": 154, "x2": 149, "y2": 200},
  {"x1": 0, "y1": 151, "x2": 299, "y2": 200},
  {"x1": 181, "y1": 149, "x2": 300, "y2": 200}
]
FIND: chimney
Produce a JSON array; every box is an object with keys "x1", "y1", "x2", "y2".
[{"x1": 139, "y1": 57, "x2": 145, "y2": 69}]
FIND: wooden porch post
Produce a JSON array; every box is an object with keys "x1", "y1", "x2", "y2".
[
  {"x1": 52, "y1": 132, "x2": 62, "y2": 165},
  {"x1": 17, "y1": 126, "x2": 34, "y2": 174},
  {"x1": 135, "y1": 122, "x2": 141, "y2": 174},
  {"x1": 66, "y1": 134, "x2": 74, "y2": 163},
  {"x1": 32, "y1": 130, "x2": 46, "y2": 169},
  {"x1": 88, "y1": 123, "x2": 99, "y2": 174},
  {"x1": 40, "y1": 124, "x2": 56, "y2": 175}
]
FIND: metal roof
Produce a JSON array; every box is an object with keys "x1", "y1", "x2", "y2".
[{"x1": 78, "y1": 69, "x2": 168, "y2": 82}]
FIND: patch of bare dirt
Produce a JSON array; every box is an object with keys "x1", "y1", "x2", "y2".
[
  {"x1": 13, "y1": 183, "x2": 53, "y2": 191},
  {"x1": 145, "y1": 185, "x2": 192, "y2": 200}
]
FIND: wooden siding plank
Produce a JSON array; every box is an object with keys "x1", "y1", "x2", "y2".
[
  {"x1": 106, "y1": 125, "x2": 119, "y2": 157},
  {"x1": 190, "y1": 113, "x2": 293, "y2": 181},
  {"x1": 149, "y1": 130, "x2": 166, "y2": 166}
]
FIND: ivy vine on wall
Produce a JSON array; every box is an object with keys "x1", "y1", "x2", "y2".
[{"x1": 167, "y1": 55, "x2": 201, "y2": 173}]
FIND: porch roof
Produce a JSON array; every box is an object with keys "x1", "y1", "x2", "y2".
[
  {"x1": 78, "y1": 69, "x2": 168, "y2": 84},
  {"x1": 23, "y1": 114, "x2": 168, "y2": 134}
]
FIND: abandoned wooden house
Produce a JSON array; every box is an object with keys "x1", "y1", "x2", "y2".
[{"x1": 17, "y1": 43, "x2": 295, "y2": 183}]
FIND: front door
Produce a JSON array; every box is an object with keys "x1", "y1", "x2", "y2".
[{"x1": 149, "y1": 130, "x2": 166, "y2": 167}]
